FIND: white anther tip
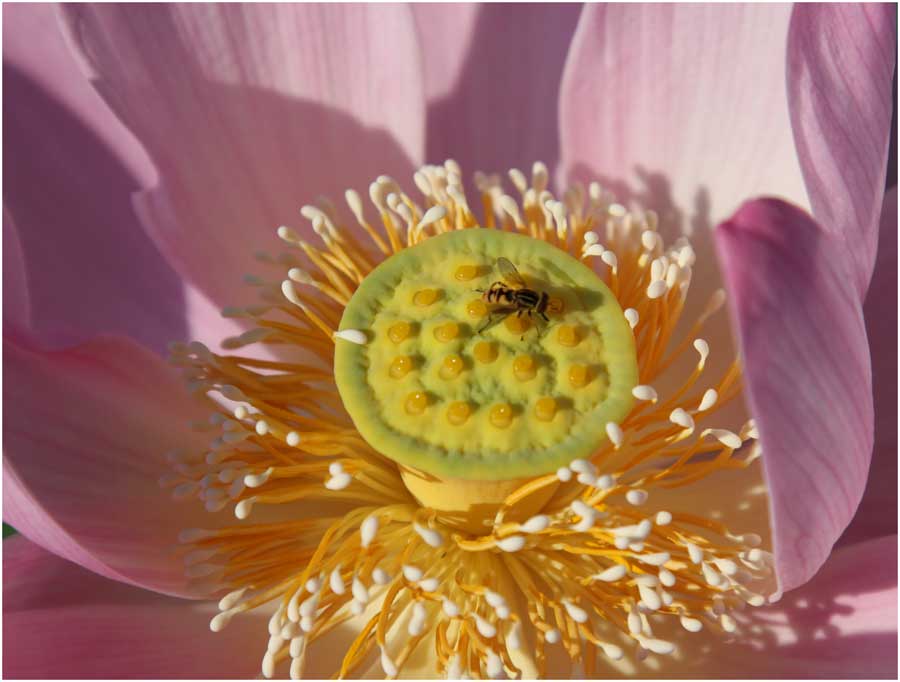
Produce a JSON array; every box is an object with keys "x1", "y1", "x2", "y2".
[
  {"x1": 360, "y1": 515, "x2": 379, "y2": 548},
  {"x1": 244, "y1": 467, "x2": 274, "y2": 488},
  {"x1": 625, "y1": 489, "x2": 649, "y2": 506},
  {"x1": 693, "y1": 338, "x2": 710, "y2": 361},
  {"x1": 669, "y1": 408, "x2": 695, "y2": 430},
  {"x1": 325, "y1": 472, "x2": 352, "y2": 491},
  {"x1": 624, "y1": 308, "x2": 639, "y2": 328},
  {"x1": 596, "y1": 564, "x2": 628, "y2": 582},
  {"x1": 413, "y1": 522, "x2": 444, "y2": 548},
  {"x1": 333, "y1": 329, "x2": 367, "y2": 345},
  {"x1": 647, "y1": 280, "x2": 668, "y2": 299},
  {"x1": 605, "y1": 422, "x2": 624, "y2": 448},
  {"x1": 521, "y1": 514, "x2": 550, "y2": 534},
  {"x1": 497, "y1": 535, "x2": 526, "y2": 552},
  {"x1": 632, "y1": 385, "x2": 658, "y2": 402}
]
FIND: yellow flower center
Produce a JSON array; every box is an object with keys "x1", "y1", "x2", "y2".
[{"x1": 163, "y1": 160, "x2": 772, "y2": 680}]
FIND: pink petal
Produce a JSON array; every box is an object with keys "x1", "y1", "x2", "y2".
[
  {"x1": 60, "y1": 4, "x2": 425, "y2": 309},
  {"x1": 3, "y1": 334, "x2": 216, "y2": 597},
  {"x1": 3, "y1": 207, "x2": 30, "y2": 334},
  {"x1": 412, "y1": 4, "x2": 481, "y2": 101},
  {"x1": 4, "y1": 4, "x2": 198, "y2": 355},
  {"x1": 3, "y1": 535, "x2": 267, "y2": 679},
  {"x1": 559, "y1": 5, "x2": 808, "y2": 228},
  {"x1": 715, "y1": 198, "x2": 873, "y2": 592},
  {"x1": 840, "y1": 187, "x2": 898, "y2": 546},
  {"x1": 787, "y1": 4, "x2": 896, "y2": 297},
  {"x1": 417, "y1": 4, "x2": 582, "y2": 181}
]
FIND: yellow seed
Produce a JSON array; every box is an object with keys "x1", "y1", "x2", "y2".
[
  {"x1": 388, "y1": 321, "x2": 411, "y2": 344},
  {"x1": 434, "y1": 322, "x2": 459, "y2": 343},
  {"x1": 414, "y1": 288, "x2": 440, "y2": 306},
  {"x1": 513, "y1": 354, "x2": 536, "y2": 381},
  {"x1": 389, "y1": 355, "x2": 414, "y2": 379},
  {"x1": 568, "y1": 364, "x2": 590, "y2": 388},
  {"x1": 557, "y1": 324, "x2": 579, "y2": 347},
  {"x1": 505, "y1": 315, "x2": 530, "y2": 335},
  {"x1": 454, "y1": 264, "x2": 478, "y2": 282},
  {"x1": 535, "y1": 397, "x2": 557, "y2": 422},
  {"x1": 489, "y1": 403, "x2": 513, "y2": 428},
  {"x1": 405, "y1": 391, "x2": 428, "y2": 415},
  {"x1": 467, "y1": 299, "x2": 488, "y2": 318},
  {"x1": 447, "y1": 401, "x2": 471, "y2": 425},
  {"x1": 474, "y1": 341, "x2": 497, "y2": 364},
  {"x1": 440, "y1": 354, "x2": 464, "y2": 379}
]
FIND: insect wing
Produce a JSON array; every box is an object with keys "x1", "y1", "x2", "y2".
[
  {"x1": 496, "y1": 257, "x2": 527, "y2": 288},
  {"x1": 478, "y1": 306, "x2": 517, "y2": 334}
]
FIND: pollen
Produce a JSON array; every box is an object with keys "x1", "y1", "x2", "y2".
[{"x1": 164, "y1": 159, "x2": 773, "y2": 681}]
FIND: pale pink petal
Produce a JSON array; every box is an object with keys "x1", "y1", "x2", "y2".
[
  {"x1": 3, "y1": 334, "x2": 217, "y2": 597},
  {"x1": 560, "y1": 5, "x2": 808, "y2": 230},
  {"x1": 3, "y1": 535, "x2": 268, "y2": 679},
  {"x1": 60, "y1": 4, "x2": 425, "y2": 308},
  {"x1": 3, "y1": 4, "x2": 195, "y2": 354},
  {"x1": 840, "y1": 187, "x2": 898, "y2": 546},
  {"x1": 715, "y1": 198, "x2": 873, "y2": 592},
  {"x1": 419, "y1": 4, "x2": 582, "y2": 181},
  {"x1": 787, "y1": 4, "x2": 896, "y2": 297}
]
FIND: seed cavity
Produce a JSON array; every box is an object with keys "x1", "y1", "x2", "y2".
[
  {"x1": 440, "y1": 354, "x2": 464, "y2": 379},
  {"x1": 568, "y1": 364, "x2": 590, "y2": 388},
  {"x1": 454, "y1": 264, "x2": 478, "y2": 281},
  {"x1": 413, "y1": 288, "x2": 440, "y2": 306},
  {"x1": 504, "y1": 315, "x2": 529, "y2": 335},
  {"x1": 466, "y1": 299, "x2": 487, "y2": 318},
  {"x1": 513, "y1": 354, "x2": 536, "y2": 381},
  {"x1": 447, "y1": 401, "x2": 471, "y2": 426},
  {"x1": 405, "y1": 392, "x2": 428, "y2": 415},
  {"x1": 557, "y1": 324, "x2": 579, "y2": 347},
  {"x1": 434, "y1": 322, "x2": 459, "y2": 343},
  {"x1": 474, "y1": 341, "x2": 497, "y2": 364},
  {"x1": 388, "y1": 321, "x2": 411, "y2": 344},
  {"x1": 534, "y1": 397, "x2": 557, "y2": 422},
  {"x1": 489, "y1": 403, "x2": 513, "y2": 429},
  {"x1": 389, "y1": 355, "x2": 414, "y2": 379}
]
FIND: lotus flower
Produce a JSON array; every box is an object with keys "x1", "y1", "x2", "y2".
[{"x1": 3, "y1": 3, "x2": 896, "y2": 679}]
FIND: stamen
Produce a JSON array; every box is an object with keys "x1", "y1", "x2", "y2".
[{"x1": 166, "y1": 160, "x2": 772, "y2": 680}]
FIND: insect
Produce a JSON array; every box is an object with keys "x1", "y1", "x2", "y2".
[{"x1": 477, "y1": 257, "x2": 552, "y2": 337}]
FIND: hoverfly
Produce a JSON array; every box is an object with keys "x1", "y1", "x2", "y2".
[{"x1": 477, "y1": 257, "x2": 553, "y2": 337}]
